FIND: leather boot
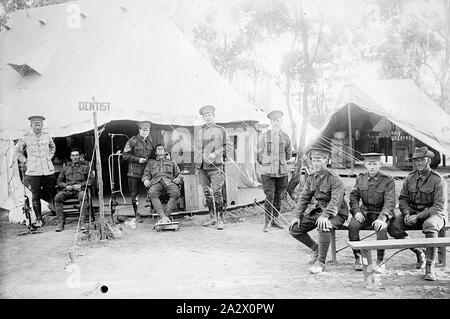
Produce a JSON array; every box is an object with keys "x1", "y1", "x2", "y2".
[
  {"x1": 263, "y1": 211, "x2": 271, "y2": 232},
  {"x1": 354, "y1": 253, "x2": 363, "y2": 271},
  {"x1": 202, "y1": 204, "x2": 217, "y2": 227},
  {"x1": 132, "y1": 202, "x2": 143, "y2": 223},
  {"x1": 411, "y1": 247, "x2": 426, "y2": 269},
  {"x1": 216, "y1": 204, "x2": 224, "y2": 230},
  {"x1": 424, "y1": 232, "x2": 437, "y2": 281},
  {"x1": 309, "y1": 245, "x2": 319, "y2": 265},
  {"x1": 55, "y1": 217, "x2": 64, "y2": 232}
]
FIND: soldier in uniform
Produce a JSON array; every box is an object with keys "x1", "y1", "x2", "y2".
[
  {"x1": 257, "y1": 110, "x2": 292, "y2": 232},
  {"x1": 194, "y1": 105, "x2": 234, "y2": 230},
  {"x1": 289, "y1": 146, "x2": 349, "y2": 274},
  {"x1": 54, "y1": 148, "x2": 95, "y2": 232},
  {"x1": 387, "y1": 147, "x2": 448, "y2": 281},
  {"x1": 15, "y1": 115, "x2": 56, "y2": 228},
  {"x1": 142, "y1": 144, "x2": 183, "y2": 224},
  {"x1": 123, "y1": 121, "x2": 154, "y2": 223},
  {"x1": 348, "y1": 153, "x2": 395, "y2": 273}
]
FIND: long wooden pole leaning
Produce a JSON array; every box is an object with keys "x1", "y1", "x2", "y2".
[{"x1": 93, "y1": 111, "x2": 107, "y2": 239}]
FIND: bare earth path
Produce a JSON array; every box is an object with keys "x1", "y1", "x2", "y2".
[{"x1": 1, "y1": 177, "x2": 449, "y2": 299}]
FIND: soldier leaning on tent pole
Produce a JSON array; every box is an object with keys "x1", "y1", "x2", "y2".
[
  {"x1": 288, "y1": 145, "x2": 349, "y2": 274},
  {"x1": 122, "y1": 121, "x2": 154, "y2": 223},
  {"x1": 194, "y1": 105, "x2": 234, "y2": 230},
  {"x1": 348, "y1": 152, "x2": 396, "y2": 274},
  {"x1": 387, "y1": 146, "x2": 448, "y2": 281},
  {"x1": 15, "y1": 116, "x2": 57, "y2": 228},
  {"x1": 257, "y1": 110, "x2": 292, "y2": 233},
  {"x1": 54, "y1": 147, "x2": 95, "y2": 232}
]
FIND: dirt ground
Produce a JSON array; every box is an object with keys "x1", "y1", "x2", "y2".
[{"x1": 0, "y1": 177, "x2": 449, "y2": 299}]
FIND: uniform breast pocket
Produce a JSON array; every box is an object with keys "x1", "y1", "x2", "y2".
[
  {"x1": 419, "y1": 185, "x2": 434, "y2": 204},
  {"x1": 407, "y1": 184, "x2": 418, "y2": 202},
  {"x1": 134, "y1": 144, "x2": 144, "y2": 157},
  {"x1": 163, "y1": 163, "x2": 173, "y2": 174},
  {"x1": 372, "y1": 190, "x2": 384, "y2": 205},
  {"x1": 319, "y1": 184, "x2": 331, "y2": 201}
]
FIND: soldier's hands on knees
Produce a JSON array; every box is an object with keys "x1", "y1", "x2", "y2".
[
  {"x1": 66, "y1": 185, "x2": 73, "y2": 191},
  {"x1": 207, "y1": 153, "x2": 216, "y2": 161},
  {"x1": 73, "y1": 184, "x2": 81, "y2": 191},
  {"x1": 139, "y1": 158, "x2": 147, "y2": 164},
  {"x1": 372, "y1": 219, "x2": 387, "y2": 231},
  {"x1": 316, "y1": 215, "x2": 330, "y2": 231},
  {"x1": 143, "y1": 180, "x2": 151, "y2": 188},
  {"x1": 354, "y1": 212, "x2": 365, "y2": 223},
  {"x1": 406, "y1": 214, "x2": 418, "y2": 225}
]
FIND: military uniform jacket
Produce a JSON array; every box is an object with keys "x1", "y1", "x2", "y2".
[
  {"x1": 295, "y1": 168, "x2": 348, "y2": 219},
  {"x1": 57, "y1": 161, "x2": 94, "y2": 190},
  {"x1": 349, "y1": 171, "x2": 396, "y2": 220},
  {"x1": 399, "y1": 168, "x2": 448, "y2": 222},
  {"x1": 257, "y1": 130, "x2": 292, "y2": 177},
  {"x1": 141, "y1": 157, "x2": 181, "y2": 186},
  {"x1": 193, "y1": 124, "x2": 234, "y2": 170},
  {"x1": 122, "y1": 135, "x2": 154, "y2": 178},
  {"x1": 15, "y1": 130, "x2": 55, "y2": 176}
]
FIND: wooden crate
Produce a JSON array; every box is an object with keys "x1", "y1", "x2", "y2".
[{"x1": 183, "y1": 173, "x2": 207, "y2": 211}]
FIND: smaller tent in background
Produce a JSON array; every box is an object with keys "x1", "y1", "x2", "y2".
[{"x1": 308, "y1": 79, "x2": 450, "y2": 170}]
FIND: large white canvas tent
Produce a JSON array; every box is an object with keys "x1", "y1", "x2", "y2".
[
  {"x1": 0, "y1": 0, "x2": 265, "y2": 139},
  {"x1": 308, "y1": 79, "x2": 450, "y2": 166},
  {"x1": 0, "y1": 0, "x2": 267, "y2": 217}
]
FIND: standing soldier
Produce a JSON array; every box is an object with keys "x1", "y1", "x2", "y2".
[
  {"x1": 194, "y1": 105, "x2": 234, "y2": 230},
  {"x1": 15, "y1": 115, "x2": 56, "y2": 228},
  {"x1": 288, "y1": 146, "x2": 349, "y2": 274},
  {"x1": 348, "y1": 153, "x2": 396, "y2": 273},
  {"x1": 257, "y1": 110, "x2": 292, "y2": 232},
  {"x1": 387, "y1": 147, "x2": 448, "y2": 281},
  {"x1": 123, "y1": 121, "x2": 154, "y2": 223}
]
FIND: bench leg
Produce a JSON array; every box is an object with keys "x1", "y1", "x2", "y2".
[
  {"x1": 437, "y1": 228, "x2": 447, "y2": 268},
  {"x1": 330, "y1": 229, "x2": 338, "y2": 265},
  {"x1": 361, "y1": 249, "x2": 379, "y2": 289}
]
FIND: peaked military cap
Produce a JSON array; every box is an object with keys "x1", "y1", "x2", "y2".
[
  {"x1": 28, "y1": 115, "x2": 45, "y2": 122},
  {"x1": 361, "y1": 152, "x2": 383, "y2": 160},
  {"x1": 267, "y1": 110, "x2": 283, "y2": 120},
  {"x1": 137, "y1": 121, "x2": 151, "y2": 128},
  {"x1": 407, "y1": 146, "x2": 434, "y2": 160},
  {"x1": 309, "y1": 146, "x2": 331, "y2": 157},
  {"x1": 199, "y1": 105, "x2": 216, "y2": 116}
]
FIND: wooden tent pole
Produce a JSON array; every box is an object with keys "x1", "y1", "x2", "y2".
[
  {"x1": 347, "y1": 104, "x2": 354, "y2": 173},
  {"x1": 93, "y1": 111, "x2": 106, "y2": 239}
]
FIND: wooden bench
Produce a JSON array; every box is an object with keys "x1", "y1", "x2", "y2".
[
  {"x1": 348, "y1": 237, "x2": 450, "y2": 289},
  {"x1": 330, "y1": 224, "x2": 449, "y2": 266}
]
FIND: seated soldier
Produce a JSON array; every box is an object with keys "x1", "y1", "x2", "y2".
[
  {"x1": 348, "y1": 153, "x2": 395, "y2": 274},
  {"x1": 54, "y1": 148, "x2": 94, "y2": 232},
  {"x1": 289, "y1": 146, "x2": 349, "y2": 274},
  {"x1": 142, "y1": 144, "x2": 183, "y2": 224},
  {"x1": 387, "y1": 147, "x2": 448, "y2": 281}
]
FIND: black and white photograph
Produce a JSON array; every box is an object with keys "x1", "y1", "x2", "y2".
[{"x1": 0, "y1": 0, "x2": 449, "y2": 303}]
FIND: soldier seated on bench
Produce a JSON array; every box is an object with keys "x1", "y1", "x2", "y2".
[
  {"x1": 142, "y1": 144, "x2": 182, "y2": 224},
  {"x1": 288, "y1": 146, "x2": 349, "y2": 274},
  {"x1": 387, "y1": 147, "x2": 448, "y2": 281},
  {"x1": 348, "y1": 153, "x2": 396, "y2": 274},
  {"x1": 54, "y1": 148, "x2": 94, "y2": 232}
]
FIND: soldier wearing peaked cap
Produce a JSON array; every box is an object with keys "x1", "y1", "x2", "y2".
[
  {"x1": 122, "y1": 120, "x2": 154, "y2": 223},
  {"x1": 348, "y1": 153, "x2": 396, "y2": 273},
  {"x1": 15, "y1": 115, "x2": 57, "y2": 228},
  {"x1": 257, "y1": 109, "x2": 292, "y2": 232},
  {"x1": 387, "y1": 146, "x2": 448, "y2": 281},
  {"x1": 194, "y1": 104, "x2": 234, "y2": 230},
  {"x1": 288, "y1": 145, "x2": 349, "y2": 274}
]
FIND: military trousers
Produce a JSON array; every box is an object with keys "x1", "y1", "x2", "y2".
[
  {"x1": 148, "y1": 179, "x2": 181, "y2": 218},
  {"x1": 198, "y1": 167, "x2": 225, "y2": 209},
  {"x1": 261, "y1": 175, "x2": 288, "y2": 222},
  {"x1": 54, "y1": 189, "x2": 90, "y2": 223},
  {"x1": 25, "y1": 174, "x2": 57, "y2": 220},
  {"x1": 387, "y1": 213, "x2": 446, "y2": 238}
]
